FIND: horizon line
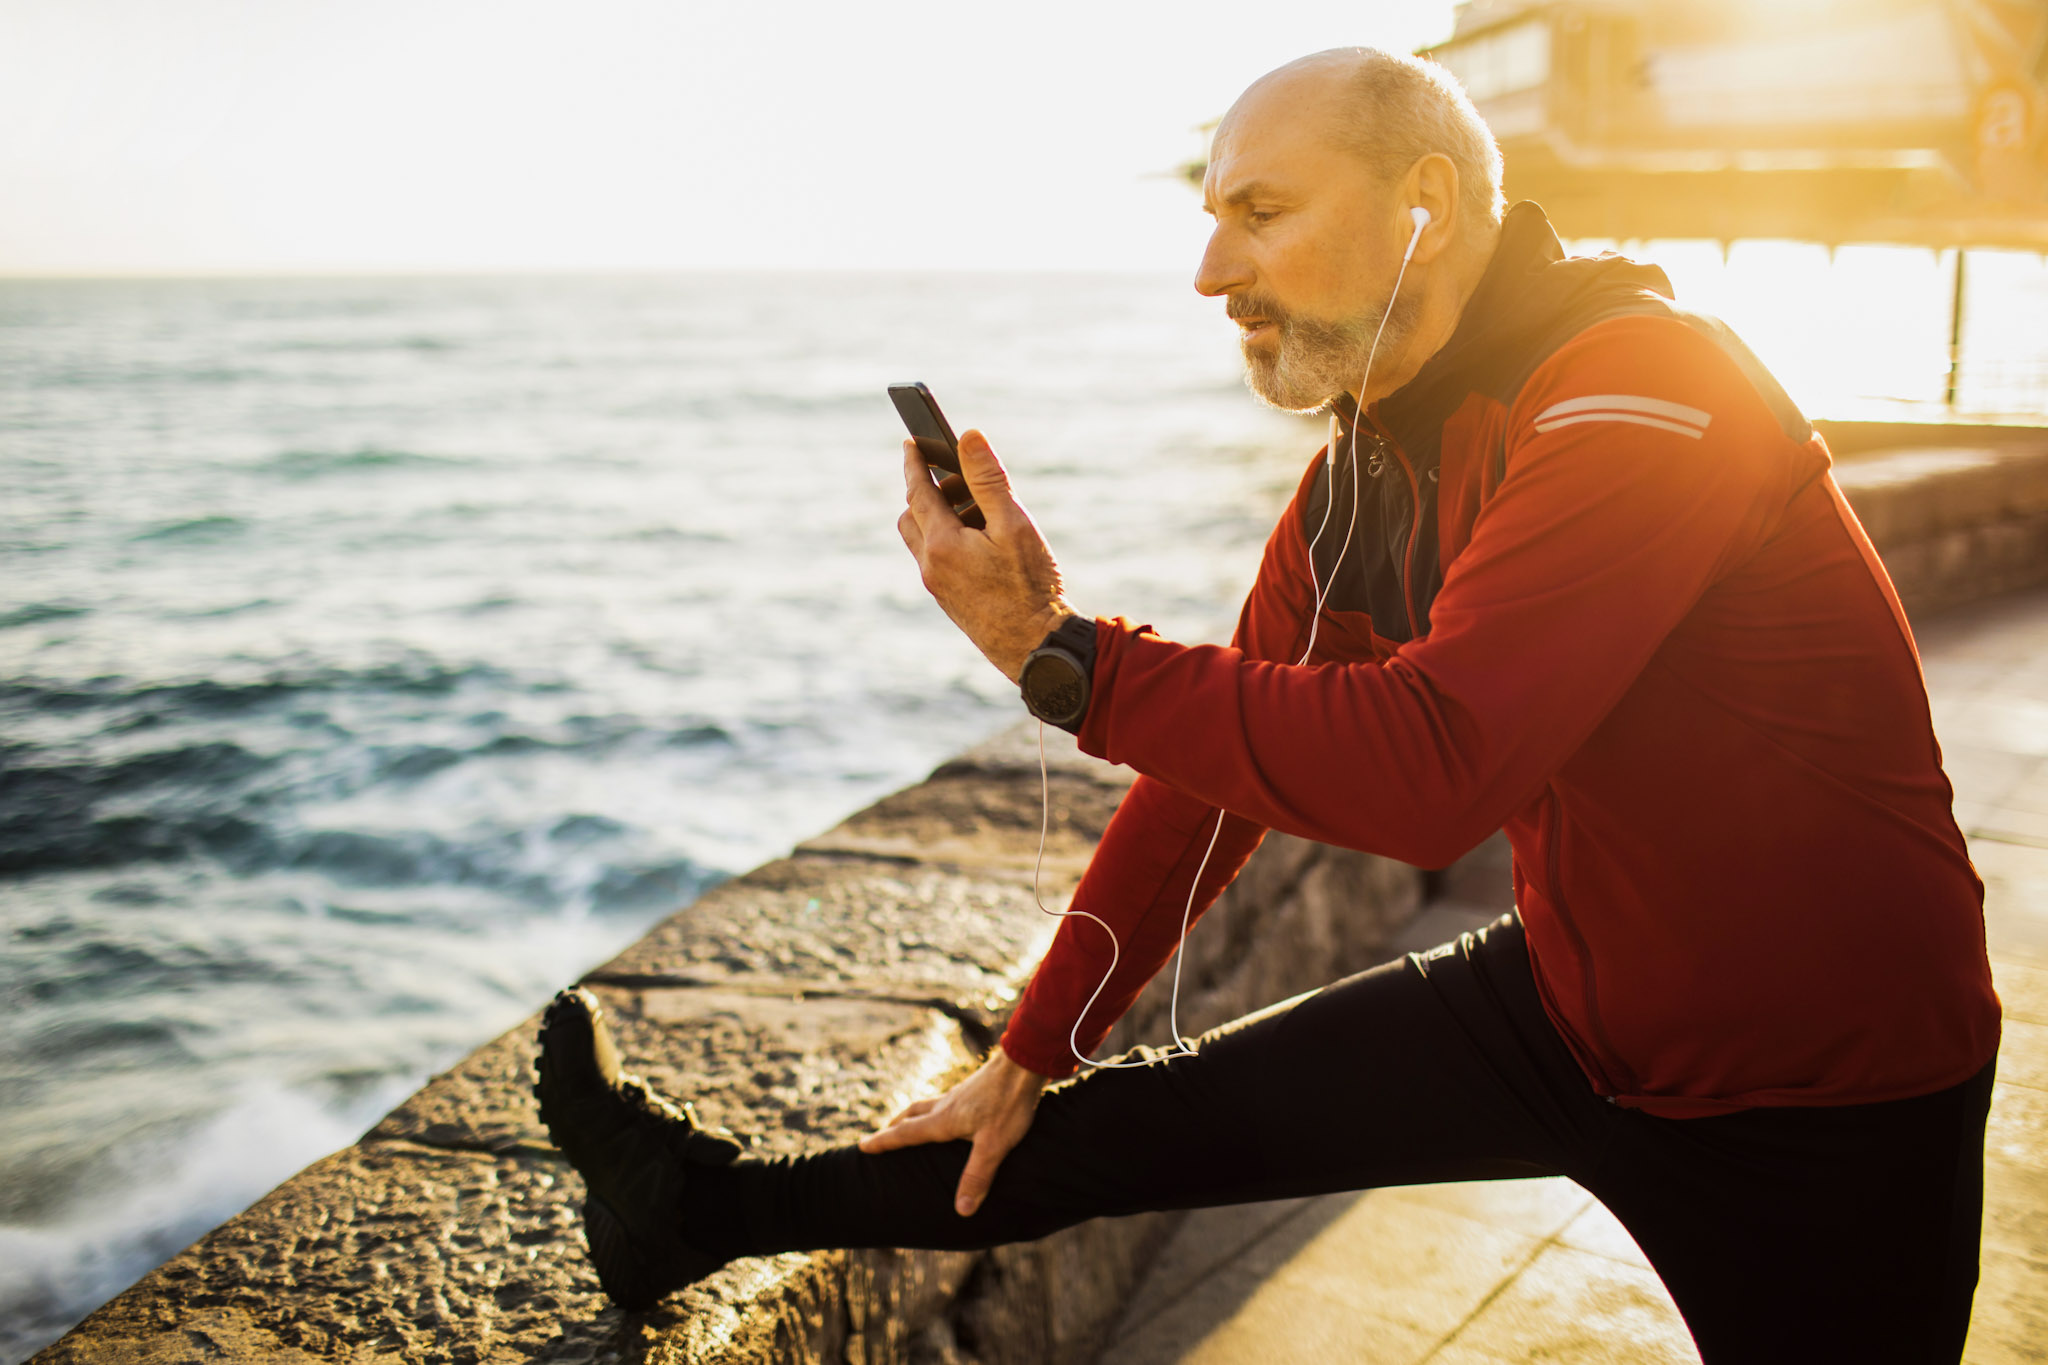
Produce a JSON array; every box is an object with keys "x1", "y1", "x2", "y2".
[{"x1": 0, "y1": 261, "x2": 1209, "y2": 282}]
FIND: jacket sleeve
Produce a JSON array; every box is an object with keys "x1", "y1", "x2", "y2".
[
  {"x1": 1072, "y1": 316, "x2": 1813, "y2": 871},
  {"x1": 996, "y1": 453, "x2": 1341, "y2": 1078}
]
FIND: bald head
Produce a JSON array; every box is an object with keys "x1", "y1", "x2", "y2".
[
  {"x1": 1194, "y1": 47, "x2": 1507, "y2": 409},
  {"x1": 1218, "y1": 48, "x2": 1503, "y2": 248}
]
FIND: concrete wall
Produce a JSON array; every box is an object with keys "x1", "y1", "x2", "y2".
[{"x1": 36, "y1": 435, "x2": 2048, "y2": 1365}]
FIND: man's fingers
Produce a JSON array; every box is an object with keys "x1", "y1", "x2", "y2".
[
  {"x1": 955, "y1": 430, "x2": 1015, "y2": 507},
  {"x1": 858, "y1": 1106, "x2": 948, "y2": 1154},
  {"x1": 858, "y1": 1097, "x2": 937, "y2": 1152},
  {"x1": 953, "y1": 1130, "x2": 1009, "y2": 1217},
  {"x1": 889, "y1": 1097, "x2": 939, "y2": 1127},
  {"x1": 901, "y1": 440, "x2": 957, "y2": 533}
]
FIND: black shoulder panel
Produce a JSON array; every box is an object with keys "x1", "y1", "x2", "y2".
[{"x1": 1668, "y1": 309, "x2": 1814, "y2": 444}]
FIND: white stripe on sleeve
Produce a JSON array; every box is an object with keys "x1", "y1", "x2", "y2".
[{"x1": 1535, "y1": 394, "x2": 1712, "y2": 428}]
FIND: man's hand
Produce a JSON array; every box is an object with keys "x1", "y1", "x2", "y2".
[
  {"x1": 899, "y1": 429, "x2": 1076, "y2": 682},
  {"x1": 857, "y1": 1047, "x2": 1048, "y2": 1216}
]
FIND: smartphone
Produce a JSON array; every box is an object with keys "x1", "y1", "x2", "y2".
[{"x1": 889, "y1": 382, "x2": 984, "y2": 529}]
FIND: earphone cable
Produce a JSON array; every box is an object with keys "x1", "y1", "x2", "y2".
[{"x1": 1036, "y1": 216, "x2": 1424, "y2": 1072}]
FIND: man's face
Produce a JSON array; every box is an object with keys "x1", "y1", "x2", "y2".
[{"x1": 1196, "y1": 73, "x2": 1415, "y2": 413}]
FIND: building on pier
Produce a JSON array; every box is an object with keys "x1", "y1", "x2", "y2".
[{"x1": 1421, "y1": 0, "x2": 2048, "y2": 251}]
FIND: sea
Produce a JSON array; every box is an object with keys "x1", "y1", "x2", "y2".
[
  {"x1": 0, "y1": 269, "x2": 1309, "y2": 1359},
  {"x1": 3, "y1": 249, "x2": 2044, "y2": 1361}
]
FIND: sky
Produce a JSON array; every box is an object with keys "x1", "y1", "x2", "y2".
[{"x1": 0, "y1": 0, "x2": 1459, "y2": 275}]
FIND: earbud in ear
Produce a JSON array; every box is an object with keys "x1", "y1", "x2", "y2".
[{"x1": 1403, "y1": 206, "x2": 1432, "y2": 262}]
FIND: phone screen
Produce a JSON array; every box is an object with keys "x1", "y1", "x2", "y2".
[
  {"x1": 888, "y1": 382, "x2": 983, "y2": 527},
  {"x1": 888, "y1": 382, "x2": 962, "y2": 475}
]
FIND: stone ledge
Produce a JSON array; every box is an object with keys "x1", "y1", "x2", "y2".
[
  {"x1": 1835, "y1": 441, "x2": 2048, "y2": 614},
  {"x1": 37, "y1": 725, "x2": 1426, "y2": 1365}
]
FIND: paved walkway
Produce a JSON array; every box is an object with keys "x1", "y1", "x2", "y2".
[{"x1": 1105, "y1": 583, "x2": 2048, "y2": 1364}]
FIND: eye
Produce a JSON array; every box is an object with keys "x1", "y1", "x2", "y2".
[{"x1": 1248, "y1": 209, "x2": 1280, "y2": 226}]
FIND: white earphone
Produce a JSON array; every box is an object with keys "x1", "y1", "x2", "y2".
[
  {"x1": 1033, "y1": 203, "x2": 1437, "y2": 1072},
  {"x1": 1405, "y1": 205, "x2": 1432, "y2": 261}
]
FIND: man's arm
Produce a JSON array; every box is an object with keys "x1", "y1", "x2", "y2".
[
  {"x1": 999, "y1": 452, "x2": 1339, "y2": 1076},
  {"x1": 864, "y1": 428, "x2": 1336, "y2": 1208}
]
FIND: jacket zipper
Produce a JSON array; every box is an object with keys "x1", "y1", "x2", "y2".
[{"x1": 1364, "y1": 414, "x2": 1425, "y2": 639}]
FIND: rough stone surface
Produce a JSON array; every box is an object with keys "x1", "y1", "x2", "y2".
[
  {"x1": 34, "y1": 1141, "x2": 605, "y2": 1365},
  {"x1": 368, "y1": 985, "x2": 977, "y2": 1161},
  {"x1": 590, "y1": 855, "x2": 1064, "y2": 1022}
]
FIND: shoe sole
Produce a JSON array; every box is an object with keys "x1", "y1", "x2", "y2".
[
  {"x1": 534, "y1": 988, "x2": 627, "y2": 1179},
  {"x1": 584, "y1": 1194, "x2": 660, "y2": 1312},
  {"x1": 538, "y1": 992, "x2": 720, "y2": 1311},
  {"x1": 535, "y1": 994, "x2": 652, "y2": 1310}
]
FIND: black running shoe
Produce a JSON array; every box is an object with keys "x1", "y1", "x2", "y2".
[{"x1": 533, "y1": 986, "x2": 743, "y2": 1310}]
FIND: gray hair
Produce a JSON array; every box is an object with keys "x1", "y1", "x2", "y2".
[{"x1": 1320, "y1": 48, "x2": 1505, "y2": 242}]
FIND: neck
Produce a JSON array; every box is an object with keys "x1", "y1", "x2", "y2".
[{"x1": 1345, "y1": 234, "x2": 1496, "y2": 409}]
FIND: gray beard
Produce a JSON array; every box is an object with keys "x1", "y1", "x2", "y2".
[{"x1": 1241, "y1": 286, "x2": 1422, "y2": 414}]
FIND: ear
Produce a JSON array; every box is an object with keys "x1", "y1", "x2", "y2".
[{"x1": 1400, "y1": 153, "x2": 1460, "y2": 265}]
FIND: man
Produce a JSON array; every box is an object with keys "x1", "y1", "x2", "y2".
[{"x1": 536, "y1": 48, "x2": 2001, "y2": 1362}]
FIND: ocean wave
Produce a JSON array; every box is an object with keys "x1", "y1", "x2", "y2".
[
  {"x1": 25, "y1": 1015, "x2": 194, "y2": 1066},
  {"x1": 34, "y1": 364, "x2": 264, "y2": 388},
  {"x1": 0, "y1": 1078, "x2": 402, "y2": 1365},
  {"x1": 0, "y1": 780, "x2": 711, "y2": 903},
  {"x1": 0, "y1": 604, "x2": 90, "y2": 631},
  {"x1": 272, "y1": 828, "x2": 710, "y2": 914},
  {"x1": 0, "y1": 660, "x2": 513, "y2": 717},
  {"x1": 268, "y1": 334, "x2": 454, "y2": 354},
  {"x1": 610, "y1": 387, "x2": 883, "y2": 422},
  {"x1": 0, "y1": 692, "x2": 733, "y2": 879},
  {"x1": 0, "y1": 739, "x2": 274, "y2": 794},
  {"x1": 128, "y1": 515, "x2": 246, "y2": 545},
  {"x1": 369, "y1": 744, "x2": 464, "y2": 781},
  {"x1": 12, "y1": 936, "x2": 301, "y2": 1010},
  {"x1": 621, "y1": 525, "x2": 733, "y2": 544},
  {"x1": 253, "y1": 446, "x2": 472, "y2": 479},
  {"x1": 0, "y1": 810, "x2": 263, "y2": 878},
  {"x1": 0, "y1": 742, "x2": 275, "y2": 874},
  {"x1": 0, "y1": 744, "x2": 712, "y2": 912}
]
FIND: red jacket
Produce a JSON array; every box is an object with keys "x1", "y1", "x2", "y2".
[{"x1": 999, "y1": 205, "x2": 2001, "y2": 1116}]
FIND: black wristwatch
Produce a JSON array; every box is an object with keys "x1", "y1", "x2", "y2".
[{"x1": 1018, "y1": 615, "x2": 1097, "y2": 734}]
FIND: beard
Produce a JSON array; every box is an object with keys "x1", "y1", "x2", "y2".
[{"x1": 1232, "y1": 283, "x2": 1422, "y2": 414}]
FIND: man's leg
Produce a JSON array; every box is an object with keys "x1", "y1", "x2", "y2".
[
  {"x1": 683, "y1": 913, "x2": 1621, "y2": 1258},
  {"x1": 1592, "y1": 1057, "x2": 1995, "y2": 1365}
]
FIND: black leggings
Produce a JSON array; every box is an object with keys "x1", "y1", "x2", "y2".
[{"x1": 683, "y1": 915, "x2": 1994, "y2": 1364}]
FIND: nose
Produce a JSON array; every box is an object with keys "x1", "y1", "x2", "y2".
[{"x1": 1194, "y1": 222, "x2": 1250, "y2": 299}]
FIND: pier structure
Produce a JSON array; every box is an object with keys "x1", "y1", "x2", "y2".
[
  {"x1": 1423, "y1": 0, "x2": 2048, "y2": 251},
  {"x1": 1427, "y1": 0, "x2": 2048, "y2": 414}
]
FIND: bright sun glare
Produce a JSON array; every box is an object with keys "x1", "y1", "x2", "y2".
[{"x1": 0, "y1": 0, "x2": 1459, "y2": 274}]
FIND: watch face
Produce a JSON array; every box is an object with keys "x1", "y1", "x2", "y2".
[{"x1": 1022, "y1": 650, "x2": 1087, "y2": 725}]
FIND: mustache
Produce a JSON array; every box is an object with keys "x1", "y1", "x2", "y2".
[{"x1": 1226, "y1": 294, "x2": 1287, "y2": 323}]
